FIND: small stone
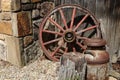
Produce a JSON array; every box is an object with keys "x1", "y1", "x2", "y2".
[
  {"x1": 24, "y1": 36, "x2": 33, "y2": 47},
  {"x1": 112, "y1": 54, "x2": 118, "y2": 63}
]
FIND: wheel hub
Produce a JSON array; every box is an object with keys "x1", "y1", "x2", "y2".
[{"x1": 64, "y1": 30, "x2": 75, "y2": 42}]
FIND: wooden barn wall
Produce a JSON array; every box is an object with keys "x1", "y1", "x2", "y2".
[{"x1": 55, "y1": 0, "x2": 120, "y2": 62}]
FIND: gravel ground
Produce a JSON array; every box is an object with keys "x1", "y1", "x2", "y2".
[
  {"x1": 0, "y1": 58, "x2": 119, "y2": 80},
  {"x1": 0, "y1": 58, "x2": 59, "y2": 80}
]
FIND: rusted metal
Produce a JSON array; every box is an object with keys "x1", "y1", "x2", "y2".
[
  {"x1": 84, "y1": 38, "x2": 109, "y2": 64},
  {"x1": 63, "y1": 30, "x2": 76, "y2": 43},
  {"x1": 87, "y1": 64, "x2": 109, "y2": 80},
  {"x1": 84, "y1": 38, "x2": 106, "y2": 47},
  {"x1": 39, "y1": 4, "x2": 100, "y2": 61},
  {"x1": 85, "y1": 50, "x2": 109, "y2": 64},
  {"x1": 84, "y1": 38, "x2": 109, "y2": 80}
]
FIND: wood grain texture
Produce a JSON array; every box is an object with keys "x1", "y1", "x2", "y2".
[{"x1": 58, "y1": 53, "x2": 86, "y2": 80}]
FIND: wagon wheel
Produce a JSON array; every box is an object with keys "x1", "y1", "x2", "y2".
[{"x1": 39, "y1": 4, "x2": 100, "y2": 61}]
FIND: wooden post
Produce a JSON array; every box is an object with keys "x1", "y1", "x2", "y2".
[{"x1": 58, "y1": 52, "x2": 86, "y2": 80}]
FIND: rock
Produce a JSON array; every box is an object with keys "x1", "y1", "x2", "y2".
[
  {"x1": 24, "y1": 36, "x2": 33, "y2": 47},
  {"x1": 32, "y1": 9, "x2": 40, "y2": 19},
  {"x1": 11, "y1": 0, "x2": 21, "y2": 11},
  {"x1": 22, "y1": 3, "x2": 33, "y2": 11},
  {"x1": 40, "y1": 2, "x2": 55, "y2": 17},
  {"x1": 12, "y1": 11, "x2": 32, "y2": 37}
]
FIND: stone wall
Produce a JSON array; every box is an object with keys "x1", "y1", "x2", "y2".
[{"x1": 0, "y1": 0, "x2": 54, "y2": 66}]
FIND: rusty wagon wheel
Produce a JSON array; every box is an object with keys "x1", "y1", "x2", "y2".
[{"x1": 39, "y1": 4, "x2": 100, "y2": 61}]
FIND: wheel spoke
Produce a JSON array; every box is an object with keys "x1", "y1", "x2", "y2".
[
  {"x1": 74, "y1": 14, "x2": 89, "y2": 31},
  {"x1": 51, "y1": 45, "x2": 61, "y2": 56},
  {"x1": 76, "y1": 41, "x2": 86, "y2": 50},
  {"x1": 48, "y1": 17, "x2": 65, "y2": 32},
  {"x1": 43, "y1": 38, "x2": 62, "y2": 45},
  {"x1": 59, "y1": 8, "x2": 68, "y2": 29},
  {"x1": 76, "y1": 36, "x2": 89, "y2": 40},
  {"x1": 76, "y1": 25, "x2": 97, "y2": 34},
  {"x1": 64, "y1": 47, "x2": 68, "y2": 54},
  {"x1": 54, "y1": 56, "x2": 61, "y2": 58},
  {"x1": 70, "y1": 7, "x2": 76, "y2": 29},
  {"x1": 42, "y1": 30, "x2": 63, "y2": 36}
]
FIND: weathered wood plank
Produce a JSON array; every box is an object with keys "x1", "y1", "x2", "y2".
[
  {"x1": 58, "y1": 52, "x2": 86, "y2": 80},
  {"x1": 83, "y1": 0, "x2": 96, "y2": 14}
]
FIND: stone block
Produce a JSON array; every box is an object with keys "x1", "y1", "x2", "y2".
[
  {"x1": 4, "y1": 35, "x2": 23, "y2": 66},
  {"x1": 36, "y1": 3, "x2": 41, "y2": 9},
  {"x1": 21, "y1": 0, "x2": 31, "y2": 3},
  {"x1": 0, "y1": 21, "x2": 13, "y2": 35},
  {"x1": 33, "y1": 3, "x2": 37, "y2": 9},
  {"x1": 22, "y1": 3, "x2": 33, "y2": 11},
  {"x1": 1, "y1": 0, "x2": 21, "y2": 11},
  {"x1": 40, "y1": 2, "x2": 54, "y2": 17},
  {"x1": 1, "y1": 0, "x2": 11, "y2": 11},
  {"x1": 31, "y1": 0, "x2": 41, "y2": 3},
  {"x1": 12, "y1": 11, "x2": 32, "y2": 37},
  {"x1": 0, "y1": 12, "x2": 11, "y2": 20},
  {"x1": 23, "y1": 40, "x2": 42, "y2": 65},
  {"x1": 11, "y1": 0, "x2": 21, "y2": 11},
  {"x1": 32, "y1": 9, "x2": 40, "y2": 19},
  {"x1": 24, "y1": 35, "x2": 33, "y2": 47}
]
